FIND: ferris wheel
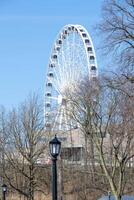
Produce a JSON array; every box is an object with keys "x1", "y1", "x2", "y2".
[{"x1": 44, "y1": 24, "x2": 98, "y2": 132}]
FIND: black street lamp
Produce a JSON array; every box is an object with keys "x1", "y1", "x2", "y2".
[
  {"x1": 49, "y1": 135, "x2": 61, "y2": 200},
  {"x1": 2, "y1": 184, "x2": 7, "y2": 200},
  {"x1": 108, "y1": 191, "x2": 111, "y2": 200}
]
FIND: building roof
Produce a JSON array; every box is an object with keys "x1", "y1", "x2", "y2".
[{"x1": 98, "y1": 196, "x2": 134, "y2": 200}]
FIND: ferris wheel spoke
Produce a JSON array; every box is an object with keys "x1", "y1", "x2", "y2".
[
  {"x1": 51, "y1": 108, "x2": 60, "y2": 131},
  {"x1": 53, "y1": 67, "x2": 62, "y2": 91},
  {"x1": 65, "y1": 37, "x2": 78, "y2": 85},
  {"x1": 59, "y1": 48, "x2": 67, "y2": 85},
  {"x1": 47, "y1": 96, "x2": 58, "y2": 100},
  {"x1": 51, "y1": 106, "x2": 64, "y2": 131},
  {"x1": 71, "y1": 31, "x2": 76, "y2": 82},
  {"x1": 59, "y1": 108, "x2": 64, "y2": 130},
  {"x1": 62, "y1": 40, "x2": 71, "y2": 85}
]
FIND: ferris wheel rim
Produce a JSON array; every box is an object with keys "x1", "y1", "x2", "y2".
[
  {"x1": 53, "y1": 24, "x2": 98, "y2": 76},
  {"x1": 44, "y1": 24, "x2": 98, "y2": 130}
]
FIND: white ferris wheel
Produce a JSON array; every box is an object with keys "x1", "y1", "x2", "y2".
[{"x1": 44, "y1": 24, "x2": 98, "y2": 132}]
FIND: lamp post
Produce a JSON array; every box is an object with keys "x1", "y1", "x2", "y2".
[
  {"x1": 108, "y1": 191, "x2": 111, "y2": 200},
  {"x1": 2, "y1": 184, "x2": 7, "y2": 200},
  {"x1": 49, "y1": 135, "x2": 61, "y2": 200}
]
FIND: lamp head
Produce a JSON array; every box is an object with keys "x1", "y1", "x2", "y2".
[
  {"x1": 2, "y1": 184, "x2": 7, "y2": 192},
  {"x1": 49, "y1": 135, "x2": 61, "y2": 158}
]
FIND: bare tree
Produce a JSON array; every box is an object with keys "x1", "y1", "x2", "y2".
[
  {"x1": 97, "y1": 0, "x2": 134, "y2": 77},
  {"x1": 67, "y1": 76, "x2": 134, "y2": 200},
  {"x1": 0, "y1": 95, "x2": 50, "y2": 200},
  {"x1": 0, "y1": 106, "x2": 8, "y2": 186}
]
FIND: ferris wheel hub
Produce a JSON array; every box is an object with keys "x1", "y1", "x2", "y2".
[{"x1": 58, "y1": 94, "x2": 66, "y2": 106}]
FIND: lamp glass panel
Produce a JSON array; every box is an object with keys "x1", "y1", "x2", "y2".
[
  {"x1": 57, "y1": 144, "x2": 60, "y2": 154},
  {"x1": 53, "y1": 144, "x2": 56, "y2": 154},
  {"x1": 3, "y1": 187, "x2": 6, "y2": 192}
]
